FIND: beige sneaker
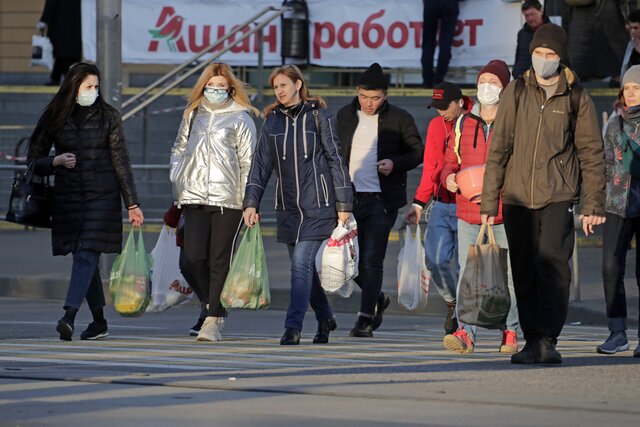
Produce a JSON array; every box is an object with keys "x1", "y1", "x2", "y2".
[{"x1": 196, "y1": 316, "x2": 224, "y2": 342}]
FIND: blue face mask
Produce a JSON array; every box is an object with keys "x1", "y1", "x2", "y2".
[{"x1": 204, "y1": 87, "x2": 228, "y2": 104}]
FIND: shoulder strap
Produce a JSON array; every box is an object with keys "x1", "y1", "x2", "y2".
[
  {"x1": 313, "y1": 109, "x2": 321, "y2": 138},
  {"x1": 453, "y1": 114, "x2": 466, "y2": 164},
  {"x1": 568, "y1": 83, "x2": 583, "y2": 140},
  {"x1": 187, "y1": 109, "x2": 198, "y2": 140}
]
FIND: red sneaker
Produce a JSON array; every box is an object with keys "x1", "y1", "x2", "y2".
[
  {"x1": 499, "y1": 330, "x2": 518, "y2": 354},
  {"x1": 443, "y1": 328, "x2": 474, "y2": 354}
]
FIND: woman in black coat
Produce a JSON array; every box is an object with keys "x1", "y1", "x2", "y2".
[{"x1": 28, "y1": 62, "x2": 144, "y2": 341}]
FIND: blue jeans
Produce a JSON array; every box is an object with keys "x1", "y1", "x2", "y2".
[
  {"x1": 285, "y1": 240, "x2": 333, "y2": 331},
  {"x1": 64, "y1": 250, "x2": 105, "y2": 311},
  {"x1": 456, "y1": 220, "x2": 519, "y2": 341},
  {"x1": 424, "y1": 201, "x2": 459, "y2": 304},
  {"x1": 352, "y1": 193, "x2": 398, "y2": 316}
]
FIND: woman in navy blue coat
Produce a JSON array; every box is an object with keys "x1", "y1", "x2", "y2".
[{"x1": 243, "y1": 65, "x2": 352, "y2": 345}]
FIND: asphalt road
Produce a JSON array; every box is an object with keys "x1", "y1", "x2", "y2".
[{"x1": 0, "y1": 297, "x2": 638, "y2": 427}]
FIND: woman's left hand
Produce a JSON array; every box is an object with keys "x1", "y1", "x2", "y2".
[
  {"x1": 128, "y1": 207, "x2": 144, "y2": 227},
  {"x1": 337, "y1": 211, "x2": 350, "y2": 225}
]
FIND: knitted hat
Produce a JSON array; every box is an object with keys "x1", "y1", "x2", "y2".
[
  {"x1": 429, "y1": 82, "x2": 462, "y2": 110},
  {"x1": 623, "y1": 65, "x2": 640, "y2": 86},
  {"x1": 477, "y1": 59, "x2": 511, "y2": 88},
  {"x1": 529, "y1": 23, "x2": 568, "y2": 64},
  {"x1": 357, "y1": 63, "x2": 388, "y2": 90}
]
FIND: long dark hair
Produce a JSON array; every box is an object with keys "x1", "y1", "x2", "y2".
[{"x1": 33, "y1": 62, "x2": 109, "y2": 138}]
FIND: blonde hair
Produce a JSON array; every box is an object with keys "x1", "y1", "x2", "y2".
[
  {"x1": 183, "y1": 63, "x2": 260, "y2": 119},
  {"x1": 263, "y1": 64, "x2": 326, "y2": 115}
]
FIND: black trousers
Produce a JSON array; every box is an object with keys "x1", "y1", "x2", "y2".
[
  {"x1": 602, "y1": 212, "x2": 640, "y2": 323},
  {"x1": 181, "y1": 206, "x2": 243, "y2": 317},
  {"x1": 421, "y1": 0, "x2": 460, "y2": 87},
  {"x1": 502, "y1": 202, "x2": 575, "y2": 342},
  {"x1": 51, "y1": 57, "x2": 80, "y2": 83}
]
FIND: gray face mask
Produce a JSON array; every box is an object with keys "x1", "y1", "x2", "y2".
[{"x1": 531, "y1": 55, "x2": 560, "y2": 79}]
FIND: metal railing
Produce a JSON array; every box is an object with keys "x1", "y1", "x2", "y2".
[{"x1": 121, "y1": 5, "x2": 291, "y2": 122}]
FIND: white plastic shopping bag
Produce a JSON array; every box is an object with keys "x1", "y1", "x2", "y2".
[
  {"x1": 316, "y1": 219, "x2": 358, "y2": 297},
  {"x1": 146, "y1": 225, "x2": 193, "y2": 312},
  {"x1": 31, "y1": 34, "x2": 53, "y2": 70},
  {"x1": 397, "y1": 224, "x2": 429, "y2": 311}
]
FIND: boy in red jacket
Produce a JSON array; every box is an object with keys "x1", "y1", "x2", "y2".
[
  {"x1": 440, "y1": 60, "x2": 518, "y2": 355},
  {"x1": 405, "y1": 82, "x2": 471, "y2": 335}
]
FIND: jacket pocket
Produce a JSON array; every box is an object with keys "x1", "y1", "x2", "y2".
[
  {"x1": 319, "y1": 174, "x2": 330, "y2": 207},
  {"x1": 554, "y1": 150, "x2": 578, "y2": 194}
]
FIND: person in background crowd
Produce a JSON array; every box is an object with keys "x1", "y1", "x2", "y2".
[
  {"x1": 421, "y1": 0, "x2": 461, "y2": 88},
  {"x1": 162, "y1": 203, "x2": 207, "y2": 336},
  {"x1": 170, "y1": 63, "x2": 258, "y2": 343},
  {"x1": 440, "y1": 60, "x2": 519, "y2": 355},
  {"x1": 28, "y1": 62, "x2": 144, "y2": 341},
  {"x1": 243, "y1": 65, "x2": 352, "y2": 346},
  {"x1": 405, "y1": 82, "x2": 471, "y2": 336},
  {"x1": 598, "y1": 65, "x2": 640, "y2": 358},
  {"x1": 513, "y1": 0, "x2": 549, "y2": 79},
  {"x1": 620, "y1": 10, "x2": 640, "y2": 85},
  {"x1": 37, "y1": 0, "x2": 82, "y2": 86},
  {"x1": 481, "y1": 24, "x2": 606, "y2": 364},
  {"x1": 336, "y1": 63, "x2": 423, "y2": 338}
]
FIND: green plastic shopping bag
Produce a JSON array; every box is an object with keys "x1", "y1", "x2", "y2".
[
  {"x1": 220, "y1": 222, "x2": 270, "y2": 309},
  {"x1": 109, "y1": 227, "x2": 153, "y2": 317}
]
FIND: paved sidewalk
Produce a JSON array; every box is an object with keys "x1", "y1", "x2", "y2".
[{"x1": 0, "y1": 225, "x2": 637, "y2": 329}]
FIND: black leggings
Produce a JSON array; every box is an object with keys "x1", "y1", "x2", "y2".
[{"x1": 180, "y1": 206, "x2": 243, "y2": 317}]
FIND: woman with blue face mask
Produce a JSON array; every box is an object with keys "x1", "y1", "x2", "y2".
[
  {"x1": 170, "y1": 63, "x2": 259, "y2": 342},
  {"x1": 28, "y1": 62, "x2": 144, "y2": 341}
]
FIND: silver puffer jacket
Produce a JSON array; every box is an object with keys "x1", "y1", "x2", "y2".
[{"x1": 170, "y1": 100, "x2": 257, "y2": 209}]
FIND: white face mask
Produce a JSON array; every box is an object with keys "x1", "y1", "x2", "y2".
[
  {"x1": 77, "y1": 89, "x2": 98, "y2": 107},
  {"x1": 531, "y1": 55, "x2": 560, "y2": 79},
  {"x1": 476, "y1": 83, "x2": 501, "y2": 106},
  {"x1": 204, "y1": 87, "x2": 228, "y2": 104}
]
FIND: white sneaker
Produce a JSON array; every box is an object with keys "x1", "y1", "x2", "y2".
[{"x1": 196, "y1": 316, "x2": 224, "y2": 342}]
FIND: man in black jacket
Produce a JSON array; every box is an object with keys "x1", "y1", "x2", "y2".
[
  {"x1": 513, "y1": 0, "x2": 549, "y2": 79},
  {"x1": 337, "y1": 63, "x2": 424, "y2": 337}
]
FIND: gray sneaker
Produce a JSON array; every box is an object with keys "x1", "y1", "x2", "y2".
[{"x1": 596, "y1": 331, "x2": 629, "y2": 354}]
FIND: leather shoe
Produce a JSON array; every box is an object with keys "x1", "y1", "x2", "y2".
[
  {"x1": 313, "y1": 317, "x2": 337, "y2": 344},
  {"x1": 511, "y1": 339, "x2": 539, "y2": 364},
  {"x1": 538, "y1": 337, "x2": 562, "y2": 364},
  {"x1": 56, "y1": 318, "x2": 74, "y2": 341},
  {"x1": 349, "y1": 317, "x2": 373, "y2": 338},
  {"x1": 280, "y1": 328, "x2": 301, "y2": 345},
  {"x1": 372, "y1": 293, "x2": 391, "y2": 331}
]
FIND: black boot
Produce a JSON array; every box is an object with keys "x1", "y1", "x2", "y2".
[
  {"x1": 280, "y1": 328, "x2": 301, "y2": 345},
  {"x1": 56, "y1": 307, "x2": 78, "y2": 341},
  {"x1": 372, "y1": 293, "x2": 391, "y2": 331},
  {"x1": 313, "y1": 318, "x2": 337, "y2": 344},
  {"x1": 538, "y1": 337, "x2": 562, "y2": 364},
  {"x1": 511, "y1": 338, "x2": 539, "y2": 364},
  {"x1": 349, "y1": 316, "x2": 373, "y2": 338}
]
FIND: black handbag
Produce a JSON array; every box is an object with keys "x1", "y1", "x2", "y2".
[{"x1": 5, "y1": 161, "x2": 53, "y2": 228}]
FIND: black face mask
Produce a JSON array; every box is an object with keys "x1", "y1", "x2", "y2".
[{"x1": 280, "y1": 101, "x2": 303, "y2": 117}]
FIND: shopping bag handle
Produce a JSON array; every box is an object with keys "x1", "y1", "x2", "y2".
[{"x1": 475, "y1": 223, "x2": 497, "y2": 246}]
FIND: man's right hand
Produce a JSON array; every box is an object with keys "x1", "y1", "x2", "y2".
[
  {"x1": 243, "y1": 207, "x2": 260, "y2": 228},
  {"x1": 36, "y1": 21, "x2": 47, "y2": 31},
  {"x1": 481, "y1": 214, "x2": 495, "y2": 225},
  {"x1": 445, "y1": 173, "x2": 458, "y2": 193},
  {"x1": 404, "y1": 205, "x2": 422, "y2": 224}
]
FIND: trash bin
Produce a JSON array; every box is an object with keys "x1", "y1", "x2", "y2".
[{"x1": 281, "y1": 0, "x2": 309, "y2": 62}]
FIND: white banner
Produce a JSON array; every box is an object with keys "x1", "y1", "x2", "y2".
[{"x1": 82, "y1": 0, "x2": 522, "y2": 67}]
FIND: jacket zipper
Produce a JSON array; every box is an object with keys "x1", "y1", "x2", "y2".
[
  {"x1": 531, "y1": 103, "x2": 545, "y2": 208},
  {"x1": 320, "y1": 174, "x2": 330, "y2": 206},
  {"x1": 293, "y1": 110, "x2": 304, "y2": 243},
  {"x1": 273, "y1": 136, "x2": 286, "y2": 210}
]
